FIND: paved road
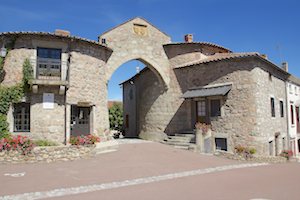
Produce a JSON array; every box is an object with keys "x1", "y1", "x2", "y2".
[{"x1": 0, "y1": 141, "x2": 299, "y2": 200}]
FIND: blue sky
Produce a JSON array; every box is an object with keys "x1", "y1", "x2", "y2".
[{"x1": 0, "y1": 0, "x2": 299, "y2": 100}]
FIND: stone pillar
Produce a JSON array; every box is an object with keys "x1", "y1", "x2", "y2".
[
  {"x1": 196, "y1": 129, "x2": 204, "y2": 153},
  {"x1": 65, "y1": 104, "x2": 71, "y2": 145}
]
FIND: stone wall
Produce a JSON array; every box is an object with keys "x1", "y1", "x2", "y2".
[
  {"x1": 0, "y1": 145, "x2": 95, "y2": 164},
  {"x1": 122, "y1": 80, "x2": 137, "y2": 137},
  {"x1": 66, "y1": 50, "x2": 108, "y2": 135},
  {"x1": 252, "y1": 61, "x2": 288, "y2": 156},
  {"x1": 163, "y1": 43, "x2": 230, "y2": 68},
  {"x1": 172, "y1": 58, "x2": 259, "y2": 153},
  {"x1": 1, "y1": 48, "x2": 34, "y2": 86},
  {"x1": 30, "y1": 86, "x2": 65, "y2": 143}
]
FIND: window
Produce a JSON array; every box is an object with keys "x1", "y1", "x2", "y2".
[
  {"x1": 280, "y1": 101, "x2": 284, "y2": 117},
  {"x1": 289, "y1": 84, "x2": 292, "y2": 94},
  {"x1": 215, "y1": 138, "x2": 227, "y2": 151},
  {"x1": 270, "y1": 97, "x2": 275, "y2": 117},
  {"x1": 295, "y1": 87, "x2": 298, "y2": 96},
  {"x1": 290, "y1": 104, "x2": 296, "y2": 125},
  {"x1": 13, "y1": 103, "x2": 30, "y2": 132},
  {"x1": 210, "y1": 99, "x2": 221, "y2": 117},
  {"x1": 296, "y1": 106, "x2": 299, "y2": 126},
  {"x1": 37, "y1": 48, "x2": 62, "y2": 78},
  {"x1": 197, "y1": 100, "x2": 206, "y2": 122}
]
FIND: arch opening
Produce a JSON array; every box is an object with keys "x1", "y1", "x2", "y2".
[{"x1": 107, "y1": 58, "x2": 165, "y2": 138}]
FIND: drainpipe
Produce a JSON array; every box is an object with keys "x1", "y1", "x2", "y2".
[
  {"x1": 285, "y1": 82, "x2": 290, "y2": 150},
  {"x1": 282, "y1": 62, "x2": 291, "y2": 154}
]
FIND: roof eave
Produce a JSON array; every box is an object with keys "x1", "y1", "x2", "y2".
[
  {"x1": 163, "y1": 42, "x2": 232, "y2": 53},
  {"x1": 0, "y1": 32, "x2": 113, "y2": 52}
]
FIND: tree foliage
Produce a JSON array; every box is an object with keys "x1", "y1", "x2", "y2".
[{"x1": 109, "y1": 103, "x2": 123, "y2": 132}]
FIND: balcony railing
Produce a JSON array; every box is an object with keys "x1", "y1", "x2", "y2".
[{"x1": 37, "y1": 58, "x2": 61, "y2": 80}]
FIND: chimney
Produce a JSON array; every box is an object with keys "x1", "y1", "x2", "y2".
[
  {"x1": 282, "y1": 62, "x2": 288, "y2": 72},
  {"x1": 55, "y1": 29, "x2": 70, "y2": 37},
  {"x1": 184, "y1": 34, "x2": 193, "y2": 43},
  {"x1": 261, "y1": 54, "x2": 268, "y2": 59}
]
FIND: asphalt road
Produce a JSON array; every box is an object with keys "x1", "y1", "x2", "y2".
[{"x1": 0, "y1": 141, "x2": 299, "y2": 200}]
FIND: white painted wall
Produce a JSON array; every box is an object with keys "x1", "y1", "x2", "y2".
[{"x1": 286, "y1": 81, "x2": 300, "y2": 156}]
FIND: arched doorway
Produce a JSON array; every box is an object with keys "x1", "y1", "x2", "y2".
[{"x1": 108, "y1": 58, "x2": 165, "y2": 138}]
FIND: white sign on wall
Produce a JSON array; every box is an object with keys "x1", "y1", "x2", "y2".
[{"x1": 43, "y1": 93, "x2": 54, "y2": 109}]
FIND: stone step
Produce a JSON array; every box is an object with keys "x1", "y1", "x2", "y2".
[
  {"x1": 92, "y1": 140, "x2": 119, "y2": 155},
  {"x1": 165, "y1": 137, "x2": 191, "y2": 143},
  {"x1": 174, "y1": 133, "x2": 195, "y2": 138},
  {"x1": 162, "y1": 133, "x2": 196, "y2": 152},
  {"x1": 173, "y1": 145, "x2": 189, "y2": 150},
  {"x1": 164, "y1": 141, "x2": 191, "y2": 146}
]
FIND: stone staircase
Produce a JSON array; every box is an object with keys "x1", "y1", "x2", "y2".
[{"x1": 162, "y1": 132, "x2": 196, "y2": 151}]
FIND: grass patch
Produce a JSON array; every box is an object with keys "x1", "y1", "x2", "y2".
[{"x1": 34, "y1": 139, "x2": 59, "y2": 147}]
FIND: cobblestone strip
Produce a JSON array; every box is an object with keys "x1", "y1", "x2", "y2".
[{"x1": 0, "y1": 163, "x2": 268, "y2": 200}]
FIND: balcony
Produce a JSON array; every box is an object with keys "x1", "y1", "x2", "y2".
[
  {"x1": 36, "y1": 58, "x2": 62, "y2": 79},
  {"x1": 30, "y1": 58, "x2": 69, "y2": 94}
]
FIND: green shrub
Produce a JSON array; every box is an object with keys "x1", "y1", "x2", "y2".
[
  {"x1": 109, "y1": 103, "x2": 123, "y2": 132},
  {"x1": 249, "y1": 148, "x2": 256, "y2": 155},
  {"x1": 34, "y1": 139, "x2": 59, "y2": 147},
  {"x1": 0, "y1": 114, "x2": 9, "y2": 138}
]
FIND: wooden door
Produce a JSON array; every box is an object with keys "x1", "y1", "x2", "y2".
[{"x1": 70, "y1": 105, "x2": 91, "y2": 137}]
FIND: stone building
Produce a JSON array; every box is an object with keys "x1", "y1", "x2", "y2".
[
  {"x1": 0, "y1": 30, "x2": 113, "y2": 143},
  {"x1": 286, "y1": 71, "x2": 300, "y2": 157},
  {"x1": 0, "y1": 17, "x2": 299, "y2": 156}
]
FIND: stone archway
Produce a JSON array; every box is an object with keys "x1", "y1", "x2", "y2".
[
  {"x1": 106, "y1": 56, "x2": 168, "y2": 89},
  {"x1": 98, "y1": 18, "x2": 174, "y2": 140},
  {"x1": 99, "y1": 17, "x2": 172, "y2": 89}
]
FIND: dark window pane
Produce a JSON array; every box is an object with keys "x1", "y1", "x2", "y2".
[
  {"x1": 280, "y1": 101, "x2": 284, "y2": 117},
  {"x1": 13, "y1": 103, "x2": 30, "y2": 132},
  {"x1": 210, "y1": 99, "x2": 221, "y2": 117},
  {"x1": 291, "y1": 105, "x2": 294, "y2": 125},
  {"x1": 271, "y1": 98, "x2": 275, "y2": 117},
  {"x1": 37, "y1": 48, "x2": 61, "y2": 78},
  {"x1": 215, "y1": 138, "x2": 227, "y2": 151}
]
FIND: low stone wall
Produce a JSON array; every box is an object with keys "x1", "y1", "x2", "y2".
[
  {"x1": 214, "y1": 150, "x2": 287, "y2": 163},
  {"x1": 0, "y1": 145, "x2": 96, "y2": 164}
]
